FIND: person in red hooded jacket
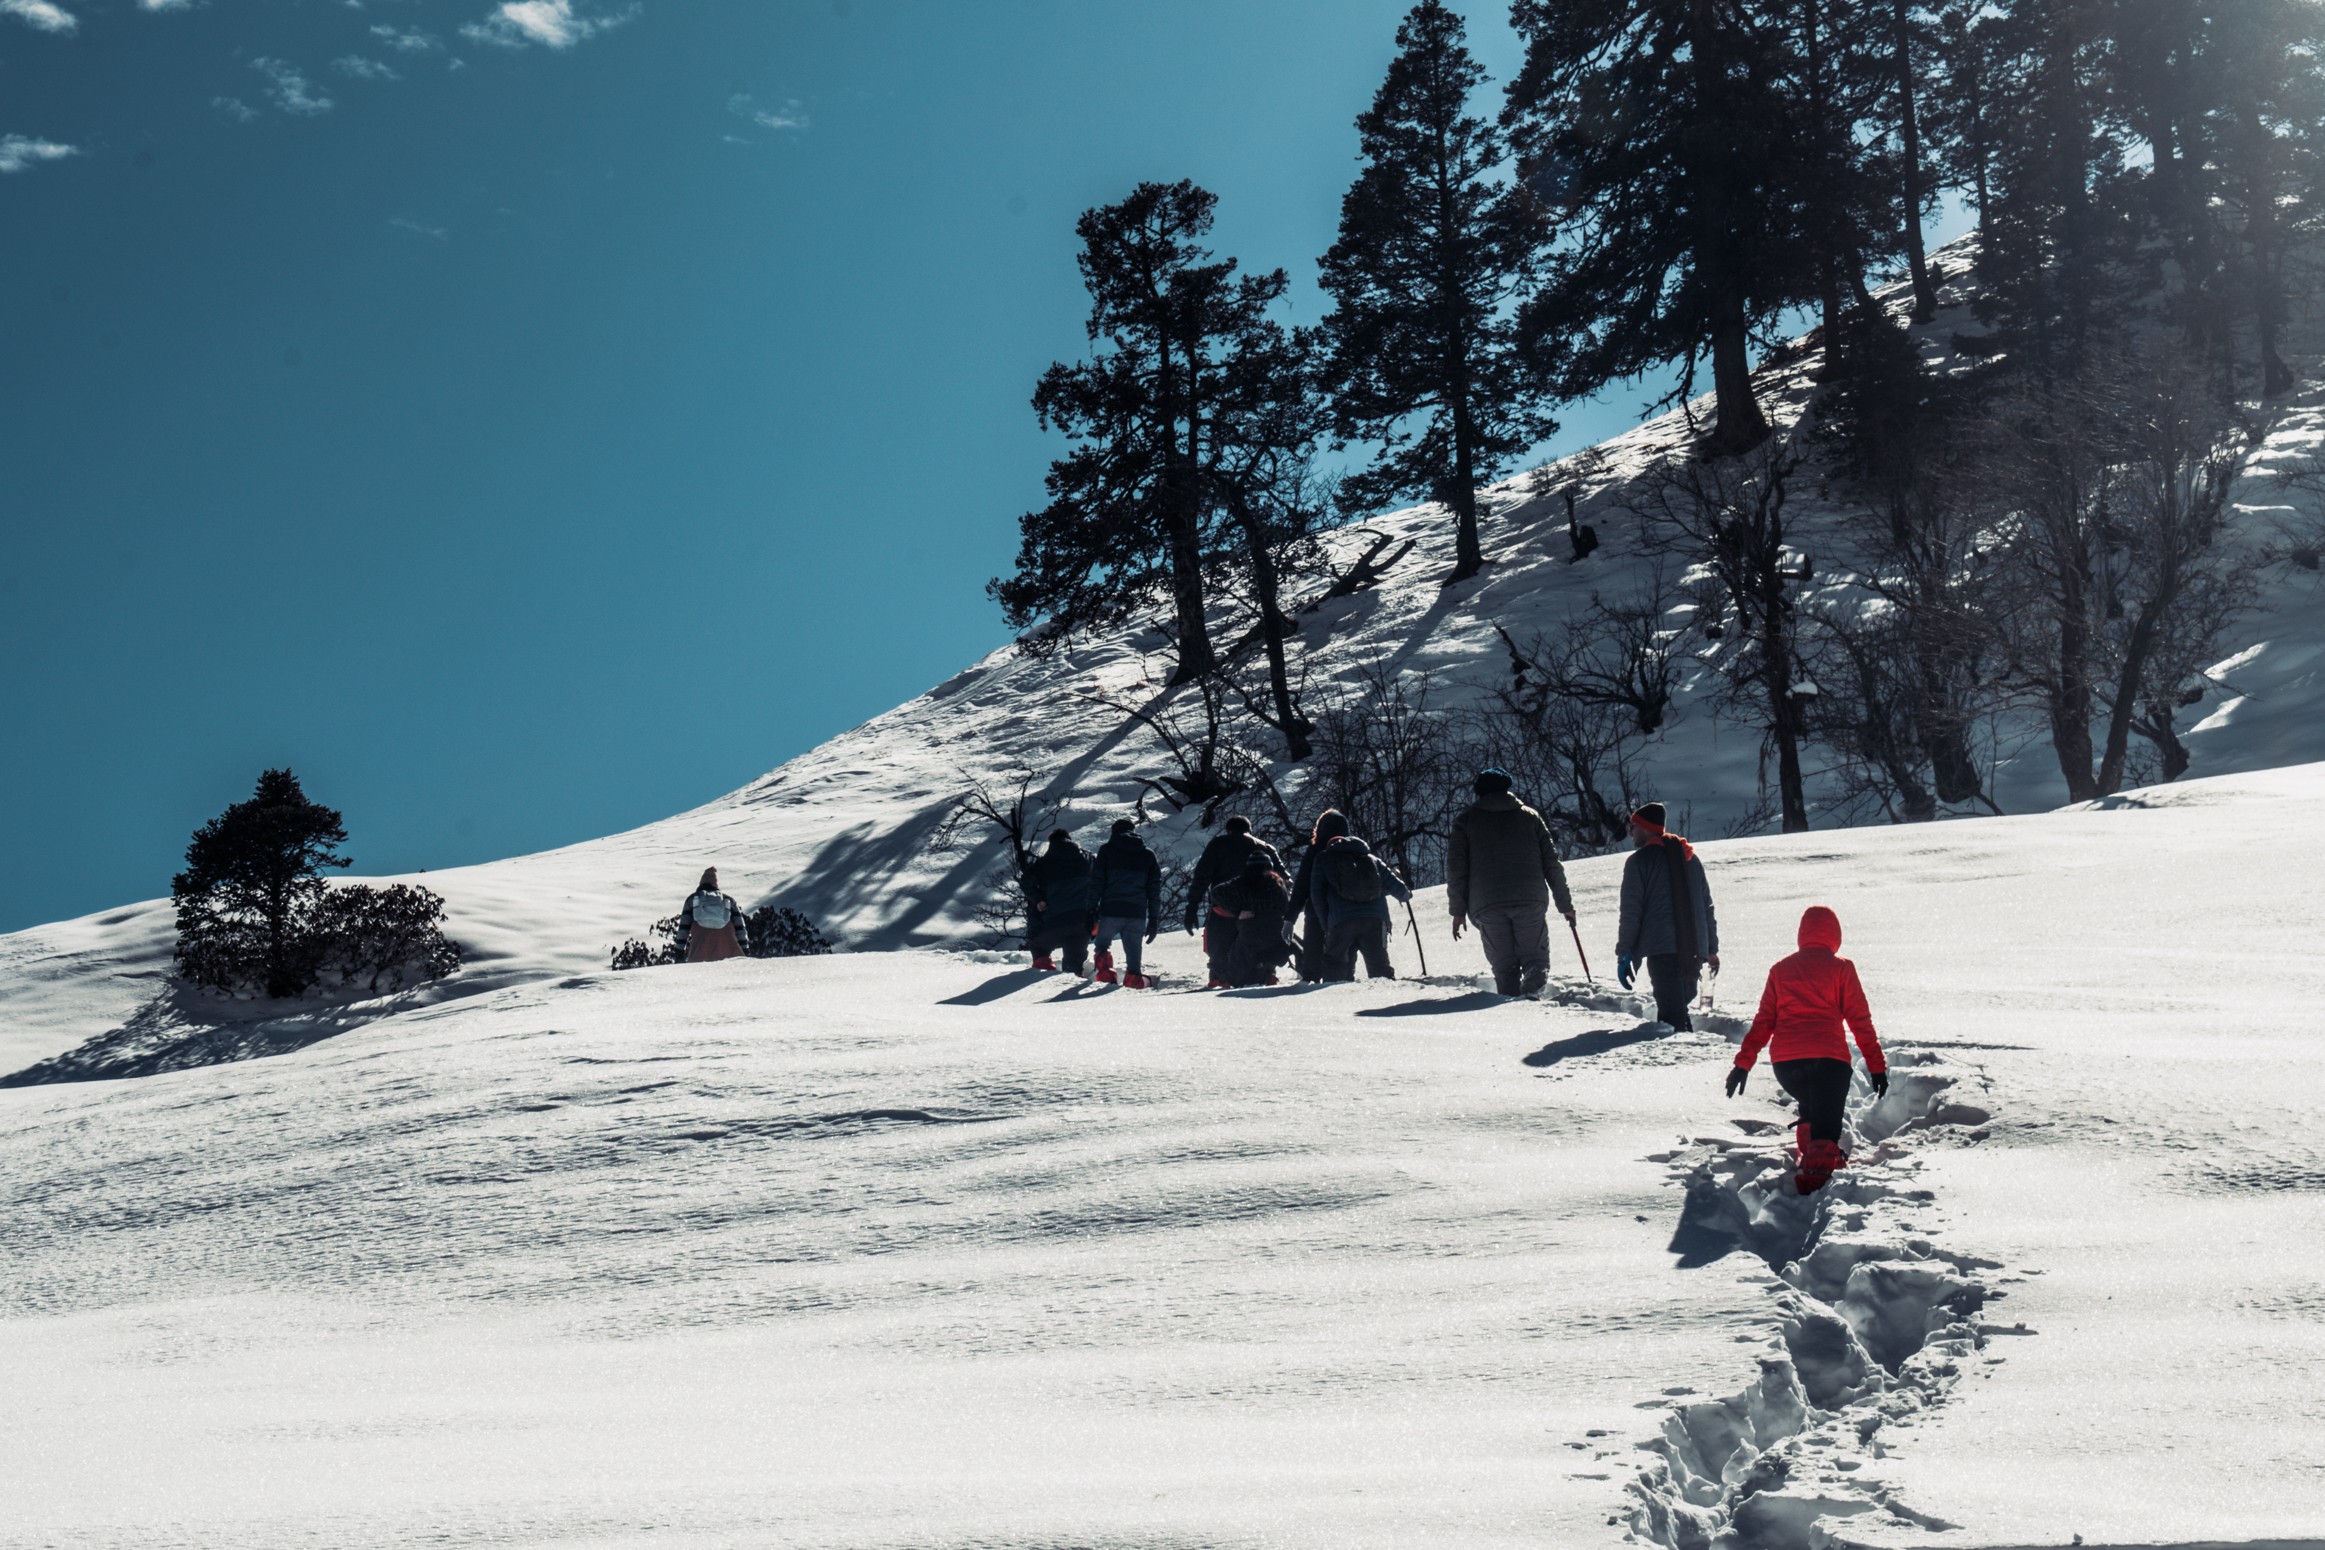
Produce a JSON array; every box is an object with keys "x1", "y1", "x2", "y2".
[{"x1": 1726, "y1": 905, "x2": 1888, "y2": 1193}]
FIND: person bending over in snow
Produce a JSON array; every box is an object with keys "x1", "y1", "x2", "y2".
[
  {"x1": 1089, "y1": 817, "x2": 1162, "y2": 988},
  {"x1": 1020, "y1": 829, "x2": 1095, "y2": 974},
  {"x1": 680, "y1": 867, "x2": 749, "y2": 963},
  {"x1": 1727, "y1": 905, "x2": 1889, "y2": 1194},
  {"x1": 1184, "y1": 814, "x2": 1283, "y2": 988},
  {"x1": 1212, "y1": 855, "x2": 1294, "y2": 988}
]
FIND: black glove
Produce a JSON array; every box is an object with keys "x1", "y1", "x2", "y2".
[
  {"x1": 1145, "y1": 926, "x2": 1158, "y2": 944},
  {"x1": 1869, "y1": 1069, "x2": 1889, "y2": 1098},
  {"x1": 1725, "y1": 1066, "x2": 1748, "y2": 1098}
]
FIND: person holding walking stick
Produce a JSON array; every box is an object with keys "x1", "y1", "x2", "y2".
[{"x1": 1446, "y1": 769, "x2": 1575, "y2": 999}]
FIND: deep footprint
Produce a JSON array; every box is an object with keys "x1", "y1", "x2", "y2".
[{"x1": 1627, "y1": 1052, "x2": 2007, "y2": 1550}]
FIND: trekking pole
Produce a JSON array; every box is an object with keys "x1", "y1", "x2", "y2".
[
  {"x1": 1567, "y1": 917, "x2": 1595, "y2": 987},
  {"x1": 1402, "y1": 897, "x2": 1430, "y2": 978}
]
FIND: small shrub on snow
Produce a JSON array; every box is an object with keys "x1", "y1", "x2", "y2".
[{"x1": 315, "y1": 883, "x2": 463, "y2": 993}]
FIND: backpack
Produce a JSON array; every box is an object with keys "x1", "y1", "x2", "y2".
[
  {"x1": 689, "y1": 891, "x2": 733, "y2": 930},
  {"x1": 1330, "y1": 847, "x2": 1383, "y2": 903}
]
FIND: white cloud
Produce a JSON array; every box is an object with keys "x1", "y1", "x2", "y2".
[
  {"x1": 334, "y1": 55, "x2": 400, "y2": 81},
  {"x1": 727, "y1": 91, "x2": 806, "y2": 132},
  {"x1": 370, "y1": 23, "x2": 439, "y2": 51},
  {"x1": 390, "y1": 216, "x2": 448, "y2": 240},
  {"x1": 212, "y1": 96, "x2": 259, "y2": 122},
  {"x1": 254, "y1": 57, "x2": 334, "y2": 116},
  {"x1": 461, "y1": 0, "x2": 631, "y2": 49},
  {"x1": 0, "y1": 0, "x2": 76, "y2": 34},
  {"x1": 0, "y1": 134, "x2": 77, "y2": 173},
  {"x1": 139, "y1": 0, "x2": 192, "y2": 10}
]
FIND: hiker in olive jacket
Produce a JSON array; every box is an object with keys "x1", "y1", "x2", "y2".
[
  {"x1": 1313, "y1": 834, "x2": 1411, "y2": 982},
  {"x1": 1090, "y1": 818, "x2": 1163, "y2": 986},
  {"x1": 1184, "y1": 815, "x2": 1283, "y2": 987},
  {"x1": 1447, "y1": 769, "x2": 1575, "y2": 998},
  {"x1": 1020, "y1": 830, "x2": 1095, "y2": 973},
  {"x1": 1614, "y1": 802, "x2": 1721, "y2": 1030}
]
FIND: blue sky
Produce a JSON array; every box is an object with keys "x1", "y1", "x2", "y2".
[{"x1": 2, "y1": 0, "x2": 1720, "y2": 932}]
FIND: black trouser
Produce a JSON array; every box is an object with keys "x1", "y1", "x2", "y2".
[
  {"x1": 1772, "y1": 1058, "x2": 1854, "y2": 1146},
  {"x1": 1645, "y1": 953, "x2": 1700, "y2": 1030},
  {"x1": 1204, "y1": 909, "x2": 1239, "y2": 982},
  {"x1": 1323, "y1": 918, "x2": 1394, "y2": 980},
  {"x1": 1029, "y1": 917, "x2": 1088, "y2": 973}
]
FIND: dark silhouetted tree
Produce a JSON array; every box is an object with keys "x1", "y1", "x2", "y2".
[
  {"x1": 173, "y1": 769, "x2": 351, "y2": 998},
  {"x1": 991, "y1": 182, "x2": 1284, "y2": 684},
  {"x1": 1320, "y1": 0, "x2": 1552, "y2": 581}
]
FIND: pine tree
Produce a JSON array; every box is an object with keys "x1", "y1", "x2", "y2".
[
  {"x1": 991, "y1": 182, "x2": 1282, "y2": 684},
  {"x1": 1319, "y1": 0, "x2": 1551, "y2": 581},
  {"x1": 1503, "y1": 0, "x2": 1818, "y2": 454},
  {"x1": 172, "y1": 769, "x2": 351, "y2": 999}
]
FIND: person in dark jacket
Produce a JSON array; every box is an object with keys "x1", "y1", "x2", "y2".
[
  {"x1": 1184, "y1": 815, "x2": 1283, "y2": 988},
  {"x1": 1614, "y1": 803, "x2": 1721, "y2": 1029},
  {"x1": 679, "y1": 867, "x2": 750, "y2": 962},
  {"x1": 1446, "y1": 769, "x2": 1575, "y2": 997},
  {"x1": 1286, "y1": 809, "x2": 1352, "y2": 981},
  {"x1": 1090, "y1": 818, "x2": 1163, "y2": 987},
  {"x1": 1313, "y1": 833, "x2": 1412, "y2": 981},
  {"x1": 1211, "y1": 855, "x2": 1294, "y2": 987},
  {"x1": 1020, "y1": 829, "x2": 1095, "y2": 973}
]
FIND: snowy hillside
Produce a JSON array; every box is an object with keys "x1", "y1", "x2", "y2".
[
  {"x1": 3, "y1": 763, "x2": 2324, "y2": 1547},
  {"x1": 6, "y1": 239, "x2": 2324, "y2": 1077}
]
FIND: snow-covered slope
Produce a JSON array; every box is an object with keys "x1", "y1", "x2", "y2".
[
  {"x1": 8, "y1": 240, "x2": 2325, "y2": 1077},
  {"x1": 3, "y1": 763, "x2": 2324, "y2": 1547}
]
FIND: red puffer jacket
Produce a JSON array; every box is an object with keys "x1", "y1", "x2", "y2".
[{"x1": 1734, "y1": 906, "x2": 1885, "y2": 1074}]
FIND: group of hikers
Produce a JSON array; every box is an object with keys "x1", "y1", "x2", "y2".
[
  {"x1": 673, "y1": 770, "x2": 1887, "y2": 1195},
  {"x1": 1006, "y1": 768, "x2": 1889, "y2": 1195}
]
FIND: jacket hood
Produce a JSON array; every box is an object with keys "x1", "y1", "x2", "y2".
[
  {"x1": 1331, "y1": 835, "x2": 1373, "y2": 857},
  {"x1": 1101, "y1": 832, "x2": 1149, "y2": 855},
  {"x1": 1473, "y1": 791, "x2": 1522, "y2": 812},
  {"x1": 1797, "y1": 905, "x2": 1842, "y2": 953}
]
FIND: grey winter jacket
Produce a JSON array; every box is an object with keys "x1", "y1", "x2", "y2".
[
  {"x1": 1091, "y1": 833, "x2": 1163, "y2": 926},
  {"x1": 1615, "y1": 837, "x2": 1719, "y2": 960},
  {"x1": 1446, "y1": 792, "x2": 1574, "y2": 918},
  {"x1": 1312, "y1": 836, "x2": 1412, "y2": 930}
]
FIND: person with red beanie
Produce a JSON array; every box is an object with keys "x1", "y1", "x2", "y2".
[{"x1": 1727, "y1": 905, "x2": 1888, "y2": 1193}]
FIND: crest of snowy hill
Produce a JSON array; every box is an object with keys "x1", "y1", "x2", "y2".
[{"x1": 4, "y1": 237, "x2": 2324, "y2": 1075}]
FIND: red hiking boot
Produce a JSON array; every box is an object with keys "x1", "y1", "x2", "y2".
[
  {"x1": 1032, "y1": 954, "x2": 1056, "y2": 972},
  {"x1": 1093, "y1": 950, "x2": 1117, "y2": 985},
  {"x1": 1122, "y1": 972, "x2": 1151, "y2": 989},
  {"x1": 1795, "y1": 1139, "x2": 1848, "y2": 1195}
]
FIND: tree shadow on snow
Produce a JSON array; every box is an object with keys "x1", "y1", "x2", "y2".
[
  {"x1": 1521, "y1": 1023, "x2": 1668, "y2": 1068},
  {"x1": 937, "y1": 967, "x2": 1056, "y2": 1006},
  {"x1": 1356, "y1": 990, "x2": 1509, "y2": 1017},
  {"x1": 0, "y1": 981, "x2": 450, "y2": 1087}
]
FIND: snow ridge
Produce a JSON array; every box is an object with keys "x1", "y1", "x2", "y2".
[{"x1": 1626, "y1": 1053, "x2": 2007, "y2": 1550}]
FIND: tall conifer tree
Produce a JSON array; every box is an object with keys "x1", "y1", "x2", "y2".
[
  {"x1": 1503, "y1": 0, "x2": 1816, "y2": 453},
  {"x1": 991, "y1": 182, "x2": 1281, "y2": 684},
  {"x1": 1318, "y1": 0, "x2": 1550, "y2": 581}
]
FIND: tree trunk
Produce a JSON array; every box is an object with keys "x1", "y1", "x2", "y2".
[
  {"x1": 1229, "y1": 497, "x2": 1312, "y2": 760},
  {"x1": 1165, "y1": 329, "x2": 1216, "y2": 685},
  {"x1": 1762, "y1": 612, "x2": 1810, "y2": 832},
  {"x1": 2243, "y1": 103, "x2": 2297, "y2": 398},
  {"x1": 1819, "y1": 265, "x2": 1845, "y2": 381},
  {"x1": 1893, "y1": 0, "x2": 1936, "y2": 323},
  {"x1": 2046, "y1": 581, "x2": 2098, "y2": 802},
  {"x1": 1708, "y1": 298, "x2": 1771, "y2": 453},
  {"x1": 1448, "y1": 398, "x2": 1484, "y2": 580},
  {"x1": 1692, "y1": 0, "x2": 1769, "y2": 456}
]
